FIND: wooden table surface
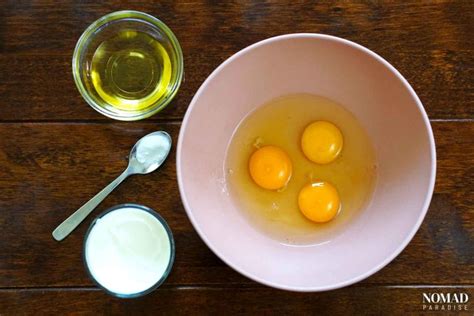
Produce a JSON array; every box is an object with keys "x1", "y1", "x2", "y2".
[{"x1": 0, "y1": 1, "x2": 473, "y2": 314}]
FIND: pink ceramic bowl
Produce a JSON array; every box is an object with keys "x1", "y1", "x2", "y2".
[{"x1": 177, "y1": 34, "x2": 436, "y2": 291}]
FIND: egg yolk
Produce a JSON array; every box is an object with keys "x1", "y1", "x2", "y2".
[
  {"x1": 249, "y1": 145, "x2": 292, "y2": 190},
  {"x1": 301, "y1": 121, "x2": 343, "y2": 164},
  {"x1": 298, "y1": 181, "x2": 340, "y2": 223}
]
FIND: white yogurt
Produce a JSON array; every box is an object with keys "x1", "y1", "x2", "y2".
[{"x1": 84, "y1": 206, "x2": 173, "y2": 296}]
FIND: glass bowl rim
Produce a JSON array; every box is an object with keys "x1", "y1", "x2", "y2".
[
  {"x1": 82, "y1": 203, "x2": 176, "y2": 298},
  {"x1": 72, "y1": 10, "x2": 184, "y2": 121}
]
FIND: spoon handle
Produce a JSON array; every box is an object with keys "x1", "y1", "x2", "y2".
[{"x1": 52, "y1": 169, "x2": 130, "y2": 241}]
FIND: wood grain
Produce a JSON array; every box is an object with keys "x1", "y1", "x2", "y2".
[
  {"x1": 0, "y1": 122, "x2": 471, "y2": 288},
  {"x1": 0, "y1": 1, "x2": 472, "y2": 120},
  {"x1": 1, "y1": 287, "x2": 473, "y2": 315}
]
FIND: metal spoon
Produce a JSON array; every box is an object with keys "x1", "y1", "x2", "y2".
[{"x1": 52, "y1": 131, "x2": 172, "y2": 241}]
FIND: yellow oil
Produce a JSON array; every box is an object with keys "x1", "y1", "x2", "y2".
[
  {"x1": 226, "y1": 94, "x2": 377, "y2": 245},
  {"x1": 90, "y1": 30, "x2": 172, "y2": 111}
]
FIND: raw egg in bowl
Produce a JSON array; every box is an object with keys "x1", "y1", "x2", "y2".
[{"x1": 177, "y1": 34, "x2": 436, "y2": 291}]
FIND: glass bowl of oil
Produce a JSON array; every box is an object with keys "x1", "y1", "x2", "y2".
[{"x1": 72, "y1": 11, "x2": 184, "y2": 121}]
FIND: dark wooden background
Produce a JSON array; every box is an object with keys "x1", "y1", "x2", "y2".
[{"x1": 0, "y1": 1, "x2": 473, "y2": 314}]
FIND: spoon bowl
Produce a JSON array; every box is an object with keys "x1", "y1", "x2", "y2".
[{"x1": 129, "y1": 131, "x2": 172, "y2": 174}]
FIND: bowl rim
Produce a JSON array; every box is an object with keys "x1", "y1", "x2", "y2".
[
  {"x1": 82, "y1": 203, "x2": 175, "y2": 298},
  {"x1": 72, "y1": 10, "x2": 184, "y2": 121},
  {"x1": 176, "y1": 33, "x2": 437, "y2": 292}
]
